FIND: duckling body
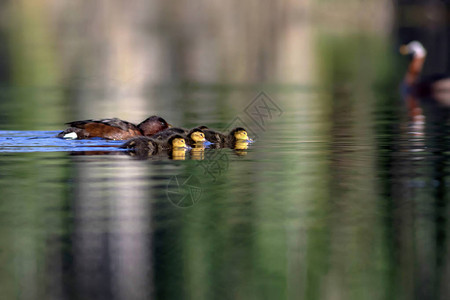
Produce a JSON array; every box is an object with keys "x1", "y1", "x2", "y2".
[
  {"x1": 203, "y1": 127, "x2": 251, "y2": 148},
  {"x1": 120, "y1": 136, "x2": 160, "y2": 157},
  {"x1": 120, "y1": 134, "x2": 188, "y2": 159},
  {"x1": 150, "y1": 127, "x2": 188, "y2": 140},
  {"x1": 203, "y1": 129, "x2": 226, "y2": 145},
  {"x1": 57, "y1": 116, "x2": 171, "y2": 140}
]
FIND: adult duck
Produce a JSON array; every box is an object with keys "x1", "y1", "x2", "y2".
[{"x1": 57, "y1": 116, "x2": 171, "y2": 140}]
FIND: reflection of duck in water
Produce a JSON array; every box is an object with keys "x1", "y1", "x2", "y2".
[
  {"x1": 400, "y1": 41, "x2": 450, "y2": 106},
  {"x1": 233, "y1": 140, "x2": 250, "y2": 156},
  {"x1": 120, "y1": 134, "x2": 188, "y2": 159},
  {"x1": 57, "y1": 116, "x2": 171, "y2": 140}
]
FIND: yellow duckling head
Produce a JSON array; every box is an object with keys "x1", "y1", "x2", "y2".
[
  {"x1": 189, "y1": 129, "x2": 206, "y2": 143},
  {"x1": 171, "y1": 136, "x2": 187, "y2": 148},
  {"x1": 231, "y1": 127, "x2": 250, "y2": 141}
]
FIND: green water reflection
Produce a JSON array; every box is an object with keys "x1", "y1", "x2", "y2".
[{"x1": 1, "y1": 84, "x2": 439, "y2": 300}]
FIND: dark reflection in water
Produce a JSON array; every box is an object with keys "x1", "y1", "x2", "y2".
[
  {"x1": 379, "y1": 98, "x2": 450, "y2": 300},
  {"x1": 387, "y1": 34, "x2": 450, "y2": 299}
]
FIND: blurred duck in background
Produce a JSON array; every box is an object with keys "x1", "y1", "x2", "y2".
[{"x1": 400, "y1": 41, "x2": 450, "y2": 107}]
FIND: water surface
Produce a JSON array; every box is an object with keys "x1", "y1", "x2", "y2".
[{"x1": 0, "y1": 88, "x2": 449, "y2": 300}]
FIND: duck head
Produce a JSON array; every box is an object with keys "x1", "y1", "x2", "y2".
[
  {"x1": 400, "y1": 41, "x2": 427, "y2": 58},
  {"x1": 138, "y1": 116, "x2": 171, "y2": 136}
]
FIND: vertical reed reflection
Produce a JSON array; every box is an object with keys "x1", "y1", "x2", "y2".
[{"x1": 72, "y1": 158, "x2": 152, "y2": 300}]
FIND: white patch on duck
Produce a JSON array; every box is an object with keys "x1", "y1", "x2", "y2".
[{"x1": 63, "y1": 132, "x2": 78, "y2": 139}]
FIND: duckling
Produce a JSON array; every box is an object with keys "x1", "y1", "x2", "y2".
[
  {"x1": 166, "y1": 134, "x2": 188, "y2": 150},
  {"x1": 120, "y1": 134, "x2": 188, "y2": 159},
  {"x1": 120, "y1": 136, "x2": 159, "y2": 158},
  {"x1": 203, "y1": 127, "x2": 251, "y2": 148},
  {"x1": 183, "y1": 128, "x2": 207, "y2": 160},
  {"x1": 164, "y1": 134, "x2": 189, "y2": 160},
  {"x1": 184, "y1": 128, "x2": 207, "y2": 146}
]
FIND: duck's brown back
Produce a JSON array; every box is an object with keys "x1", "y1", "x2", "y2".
[{"x1": 65, "y1": 118, "x2": 142, "y2": 140}]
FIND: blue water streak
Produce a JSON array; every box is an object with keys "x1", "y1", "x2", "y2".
[{"x1": 0, "y1": 130, "x2": 124, "y2": 153}]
